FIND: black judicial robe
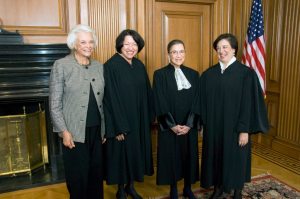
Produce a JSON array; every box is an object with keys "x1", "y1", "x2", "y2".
[
  {"x1": 199, "y1": 61, "x2": 269, "y2": 191},
  {"x1": 153, "y1": 64, "x2": 199, "y2": 185},
  {"x1": 103, "y1": 53, "x2": 154, "y2": 184}
]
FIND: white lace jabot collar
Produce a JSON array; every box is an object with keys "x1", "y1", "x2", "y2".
[{"x1": 174, "y1": 66, "x2": 191, "y2": 90}]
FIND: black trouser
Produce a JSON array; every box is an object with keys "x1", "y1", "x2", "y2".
[{"x1": 62, "y1": 126, "x2": 103, "y2": 199}]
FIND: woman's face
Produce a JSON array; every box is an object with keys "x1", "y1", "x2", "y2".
[
  {"x1": 216, "y1": 39, "x2": 235, "y2": 65},
  {"x1": 120, "y1": 35, "x2": 138, "y2": 62},
  {"x1": 168, "y1": 43, "x2": 185, "y2": 67},
  {"x1": 74, "y1": 32, "x2": 95, "y2": 58}
]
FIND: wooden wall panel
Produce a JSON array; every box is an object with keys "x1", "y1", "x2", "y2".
[
  {"x1": 277, "y1": 0, "x2": 300, "y2": 146},
  {"x1": 259, "y1": 0, "x2": 281, "y2": 148},
  {"x1": 87, "y1": 0, "x2": 142, "y2": 63},
  {"x1": 0, "y1": 0, "x2": 81, "y2": 43},
  {"x1": 0, "y1": 0, "x2": 60, "y2": 26},
  {"x1": 231, "y1": 0, "x2": 251, "y2": 54},
  {"x1": 265, "y1": 0, "x2": 283, "y2": 93},
  {"x1": 0, "y1": 0, "x2": 68, "y2": 35},
  {"x1": 213, "y1": 0, "x2": 232, "y2": 37},
  {"x1": 87, "y1": 0, "x2": 122, "y2": 62},
  {"x1": 266, "y1": 94, "x2": 279, "y2": 137}
]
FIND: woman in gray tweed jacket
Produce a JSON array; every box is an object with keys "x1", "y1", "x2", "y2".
[{"x1": 49, "y1": 24, "x2": 105, "y2": 199}]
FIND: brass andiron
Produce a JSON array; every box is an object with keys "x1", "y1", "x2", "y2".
[{"x1": 10, "y1": 119, "x2": 28, "y2": 175}]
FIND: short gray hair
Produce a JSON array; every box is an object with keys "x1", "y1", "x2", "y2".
[{"x1": 67, "y1": 24, "x2": 98, "y2": 50}]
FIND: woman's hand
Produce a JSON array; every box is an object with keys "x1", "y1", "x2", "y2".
[
  {"x1": 171, "y1": 125, "x2": 190, "y2": 135},
  {"x1": 177, "y1": 125, "x2": 191, "y2": 135},
  {"x1": 239, "y1": 132, "x2": 249, "y2": 147},
  {"x1": 62, "y1": 130, "x2": 75, "y2": 149},
  {"x1": 116, "y1": 133, "x2": 125, "y2": 141},
  {"x1": 102, "y1": 138, "x2": 106, "y2": 144},
  {"x1": 171, "y1": 125, "x2": 180, "y2": 134}
]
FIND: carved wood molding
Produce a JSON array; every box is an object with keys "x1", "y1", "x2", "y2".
[{"x1": 3, "y1": 0, "x2": 69, "y2": 36}]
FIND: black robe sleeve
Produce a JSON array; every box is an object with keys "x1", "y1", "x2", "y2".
[
  {"x1": 249, "y1": 69, "x2": 269, "y2": 133},
  {"x1": 236, "y1": 68, "x2": 269, "y2": 134},
  {"x1": 103, "y1": 60, "x2": 130, "y2": 138},
  {"x1": 188, "y1": 74, "x2": 202, "y2": 129},
  {"x1": 145, "y1": 68, "x2": 155, "y2": 124},
  {"x1": 153, "y1": 70, "x2": 176, "y2": 131},
  {"x1": 185, "y1": 75, "x2": 200, "y2": 129},
  {"x1": 185, "y1": 112, "x2": 200, "y2": 129},
  {"x1": 157, "y1": 112, "x2": 176, "y2": 130}
]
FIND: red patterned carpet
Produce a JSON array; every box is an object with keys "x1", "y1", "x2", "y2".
[{"x1": 159, "y1": 174, "x2": 300, "y2": 199}]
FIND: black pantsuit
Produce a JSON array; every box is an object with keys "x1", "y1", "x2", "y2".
[{"x1": 62, "y1": 126, "x2": 103, "y2": 199}]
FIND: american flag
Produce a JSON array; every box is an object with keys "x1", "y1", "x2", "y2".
[{"x1": 242, "y1": 0, "x2": 266, "y2": 95}]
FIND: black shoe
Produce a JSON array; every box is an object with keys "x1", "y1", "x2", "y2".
[
  {"x1": 170, "y1": 185, "x2": 178, "y2": 199},
  {"x1": 125, "y1": 184, "x2": 143, "y2": 199},
  {"x1": 183, "y1": 187, "x2": 196, "y2": 199},
  {"x1": 209, "y1": 186, "x2": 223, "y2": 199},
  {"x1": 233, "y1": 189, "x2": 242, "y2": 199},
  {"x1": 116, "y1": 185, "x2": 127, "y2": 199}
]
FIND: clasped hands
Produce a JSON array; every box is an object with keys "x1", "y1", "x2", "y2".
[{"x1": 171, "y1": 125, "x2": 191, "y2": 135}]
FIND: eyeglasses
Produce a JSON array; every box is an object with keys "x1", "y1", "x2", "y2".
[
  {"x1": 169, "y1": 50, "x2": 186, "y2": 55},
  {"x1": 123, "y1": 43, "x2": 138, "y2": 48}
]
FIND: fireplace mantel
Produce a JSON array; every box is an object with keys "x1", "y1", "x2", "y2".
[{"x1": 0, "y1": 44, "x2": 70, "y2": 102}]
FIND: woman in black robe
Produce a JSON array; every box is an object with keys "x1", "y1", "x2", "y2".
[
  {"x1": 103, "y1": 29, "x2": 154, "y2": 199},
  {"x1": 153, "y1": 39, "x2": 199, "y2": 199},
  {"x1": 199, "y1": 33, "x2": 269, "y2": 199}
]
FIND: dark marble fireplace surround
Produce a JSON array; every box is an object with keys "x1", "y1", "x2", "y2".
[{"x1": 0, "y1": 43, "x2": 70, "y2": 193}]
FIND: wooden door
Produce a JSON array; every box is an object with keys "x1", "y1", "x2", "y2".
[{"x1": 150, "y1": 1, "x2": 212, "y2": 75}]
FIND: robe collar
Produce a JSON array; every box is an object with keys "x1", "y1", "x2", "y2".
[{"x1": 219, "y1": 56, "x2": 236, "y2": 74}]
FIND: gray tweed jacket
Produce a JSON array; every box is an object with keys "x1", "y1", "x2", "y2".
[{"x1": 49, "y1": 54, "x2": 105, "y2": 143}]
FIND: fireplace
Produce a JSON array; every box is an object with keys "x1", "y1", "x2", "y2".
[{"x1": 0, "y1": 43, "x2": 70, "y2": 193}]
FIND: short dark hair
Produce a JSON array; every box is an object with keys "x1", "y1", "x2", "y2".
[
  {"x1": 167, "y1": 39, "x2": 185, "y2": 53},
  {"x1": 213, "y1": 33, "x2": 238, "y2": 54},
  {"x1": 115, "y1": 29, "x2": 145, "y2": 53}
]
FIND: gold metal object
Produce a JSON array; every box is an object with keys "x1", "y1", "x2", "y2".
[{"x1": 0, "y1": 109, "x2": 48, "y2": 176}]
